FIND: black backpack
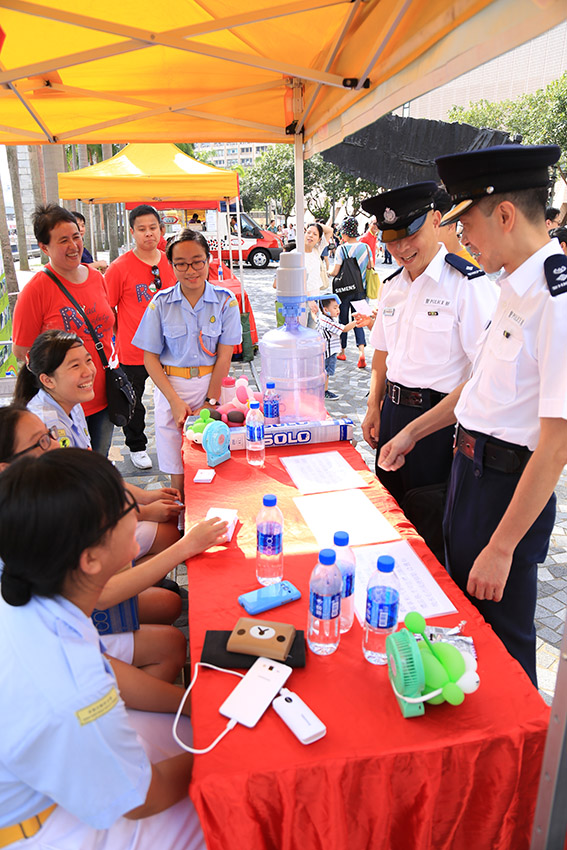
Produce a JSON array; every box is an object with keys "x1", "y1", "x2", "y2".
[{"x1": 332, "y1": 245, "x2": 366, "y2": 301}]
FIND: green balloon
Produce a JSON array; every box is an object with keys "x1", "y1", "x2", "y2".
[
  {"x1": 433, "y1": 643, "x2": 465, "y2": 682},
  {"x1": 442, "y1": 682, "x2": 465, "y2": 706},
  {"x1": 405, "y1": 611, "x2": 426, "y2": 634}
]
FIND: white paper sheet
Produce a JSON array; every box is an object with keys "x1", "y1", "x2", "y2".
[
  {"x1": 351, "y1": 299, "x2": 374, "y2": 316},
  {"x1": 280, "y1": 450, "x2": 367, "y2": 495},
  {"x1": 293, "y1": 489, "x2": 401, "y2": 548},
  {"x1": 353, "y1": 539, "x2": 457, "y2": 625}
]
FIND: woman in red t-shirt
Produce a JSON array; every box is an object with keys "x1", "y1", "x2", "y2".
[{"x1": 12, "y1": 204, "x2": 115, "y2": 455}]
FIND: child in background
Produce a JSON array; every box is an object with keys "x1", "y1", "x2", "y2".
[{"x1": 311, "y1": 297, "x2": 356, "y2": 401}]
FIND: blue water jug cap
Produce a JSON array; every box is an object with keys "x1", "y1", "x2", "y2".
[
  {"x1": 333, "y1": 531, "x2": 349, "y2": 547},
  {"x1": 263, "y1": 494, "x2": 277, "y2": 507},
  {"x1": 377, "y1": 555, "x2": 395, "y2": 573},
  {"x1": 266, "y1": 381, "x2": 275, "y2": 389},
  {"x1": 319, "y1": 548, "x2": 336, "y2": 565},
  {"x1": 250, "y1": 401, "x2": 259, "y2": 409}
]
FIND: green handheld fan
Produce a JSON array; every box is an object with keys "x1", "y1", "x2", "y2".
[{"x1": 386, "y1": 612, "x2": 480, "y2": 719}]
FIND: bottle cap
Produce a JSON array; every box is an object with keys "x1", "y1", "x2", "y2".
[
  {"x1": 263, "y1": 494, "x2": 277, "y2": 507},
  {"x1": 221, "y1": 377, "x2": 235, "y2": 387},
  {"x1": 319, "y1": 548, "x2": 336, "y2": 565},
  {"x1": 250, "y1": 401, "x2": 260, "y2": 409},
  {"x1": 333, "y1": 531, "x2": 349, "y2": 547},
  {"x1": 377, "y1": 555, "x2": 395, "y2": 573},
  {"x1": 266, "y1": 381, "x2": 275, "y2": 389}
]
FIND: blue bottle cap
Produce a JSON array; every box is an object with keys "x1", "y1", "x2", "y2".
[
  {"x1": 250, "y1": 401, "x2": 260, "y2": 409},
  {"x1": 377, "y1": 555, "x2": 395, "y2": 573},
  {"x1": 266, "y1": 381, "x2": 275, "y2": 389},
  {"x1": 319, "y1": 548, "x2": 336, "y2": 565},
  {"x1": 333, "y1": 531, "x2": 349, "y2": 547},
  {"x1": 263, "y1": 494, "x2": 277, "y2": 507}
]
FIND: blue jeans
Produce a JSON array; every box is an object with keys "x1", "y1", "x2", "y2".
[{"x1": 86, "y1": 407, "x2": 114, "y2": 457}]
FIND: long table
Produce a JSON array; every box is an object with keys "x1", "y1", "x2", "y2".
[{"x1": 182, "y1": 439, "x2": 549, "y2": 850}]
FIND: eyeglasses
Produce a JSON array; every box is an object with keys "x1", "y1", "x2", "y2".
[
  {"x1": 8, "y1": 426, "x2": 59, "y2": 462},
  {"x1": 172, "y1": 259, "x2": 208, "y2": 273},
  {"x1": 97, "y1": 489, "x2": 139, "y2": 540},
  {"x1": 149, "y1": 265, "x2": 162, "y2": 293}
]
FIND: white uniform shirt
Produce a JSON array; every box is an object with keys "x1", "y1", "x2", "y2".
[
  {"x1": 0, "y1": 592, "x2": 151, "y2": 828},
  {"x1": 456, "y1": 239, "x2": 567, "y2": 450},
  {"x1": 27, "y1": 388, "x2": 91, "y2": 449},
  {"x1": 369, "y1": 245, "x2": 499, "y2": 393}
]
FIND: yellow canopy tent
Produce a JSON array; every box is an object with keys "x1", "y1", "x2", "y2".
[{"x1": 57, "y1": 143, "x2": 239, "y2": 203}]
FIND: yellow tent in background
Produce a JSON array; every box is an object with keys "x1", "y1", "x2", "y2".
[
  {"x1": 0, "y1": 0, "x2": 564, "y2": 155},
  {"x1": 57, "y1": 143, "x2": 239, "y2": 202}
]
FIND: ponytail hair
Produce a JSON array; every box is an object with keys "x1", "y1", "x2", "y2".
[{"x1": 13, "y1": 330, "x2": 84, "y2": 405}]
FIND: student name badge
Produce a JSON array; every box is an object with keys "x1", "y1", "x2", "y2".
[{"x1": 76, "y1": 686, "x2": 119, "y2": 726}]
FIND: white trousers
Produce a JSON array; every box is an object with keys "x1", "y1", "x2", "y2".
[
  {"x1": 8, "y1": 712, "x2": 205, "y2": 850},
  {"x1": 154, "y1": 375, "x2": 211, "y2": 475}
]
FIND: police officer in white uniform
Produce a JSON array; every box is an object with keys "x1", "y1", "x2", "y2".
[
  {"x1": 361, "y1": 183, "x2": 498, "y2": 516},
  {"x1": 0, "y1": 449, "x2": 205, "y2": 850},
  {"x1": 378, "y1": 144, "x2": 566, "y2": 686}
]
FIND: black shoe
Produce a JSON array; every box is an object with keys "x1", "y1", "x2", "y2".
[{"x1": 325, "y1": 390, "x2": 340, "y2": 400}]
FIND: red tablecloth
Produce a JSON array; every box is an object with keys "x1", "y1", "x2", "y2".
[
  {"x1": 182, "y1": 440, "x2": 549, "y2": 850},
  {"x1": 208, "y1": 261, "x2": 258, "y2": 354}
]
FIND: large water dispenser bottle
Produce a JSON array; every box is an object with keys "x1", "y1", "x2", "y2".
[{"x1": 259, "y1": 252, "x2": 326, "y2": 423}]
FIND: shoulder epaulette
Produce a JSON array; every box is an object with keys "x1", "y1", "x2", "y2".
[
  {"x1": 444, "y1": 253, "x2": 485, "y2": 279},
  {"x1": 382, "y1": 267, "x2": 403, "y2": 284},
  {"x1": 544, "y1": 255, "x2": 567, "y2": 297}
]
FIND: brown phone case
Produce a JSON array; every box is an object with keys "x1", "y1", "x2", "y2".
[{"x1": 226, "y1": 617, "x2": 296, "y2": 662}]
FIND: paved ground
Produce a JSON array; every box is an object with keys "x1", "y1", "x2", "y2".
[{"x1": 111, "y1": 256, "x2": 565, "y2": 703}]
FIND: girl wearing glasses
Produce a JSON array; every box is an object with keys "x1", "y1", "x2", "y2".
[
  {"x1": 0, "y1": 449, "x2": 207, "y2": 850},
  {"x1": 133, "y1": 229, "x2": 242, "y2": 493},
  {"x1": 0, "y1": 406, "x2": 228, "y2": 683}
]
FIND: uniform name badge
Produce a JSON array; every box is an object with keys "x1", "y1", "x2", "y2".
[
  {"x1": 76, "y1": 686, "x2": 119, "y2": 726},
  {"x1": 383, "y1": 307, "x2": 395, "y2": 317}
]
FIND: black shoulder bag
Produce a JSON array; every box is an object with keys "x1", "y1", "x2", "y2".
[
  {"x1": 332, "y1": 244, "x2": 366, "y2": 302},
  {"x1": 43, "y1": 268, "x2": 136, "y2": 428}
]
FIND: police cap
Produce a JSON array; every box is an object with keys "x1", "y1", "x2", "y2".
[
  {"x1": 362, "y1": 181, "x2": 438, "y2": 244},
  {"x1": 435, "y1": 144, "x2": 561, "y2": 225}
]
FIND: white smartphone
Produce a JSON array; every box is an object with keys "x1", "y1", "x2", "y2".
[{"x1": 219, "y1": 656, "x2": 292, "y2": 728}]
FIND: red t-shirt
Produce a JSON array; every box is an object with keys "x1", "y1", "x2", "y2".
[
  {"x1": 105, "y1": 251, "x2": 176, "y2": 365},
  {"x1": 12, "y1": 265, "x2": 113, "y2": 416},
  {"x1": 359, "y1": 231, "x2": 377, "y2": 264}
]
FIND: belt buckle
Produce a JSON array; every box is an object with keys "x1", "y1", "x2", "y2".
[
  {"x1": 391, "y1": 384, "x2": 400, "y2": 405},
  {"x1": 189, "y1": 366, "x2": 199, "y2": 378}
]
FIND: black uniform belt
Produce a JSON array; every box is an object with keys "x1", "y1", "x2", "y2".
[
  {"x1": 456, "y1": 425, "x2": 532, "y2": 474},
  {"x1": 386, "y1": 380, "x2": 447, "y2": 409}
]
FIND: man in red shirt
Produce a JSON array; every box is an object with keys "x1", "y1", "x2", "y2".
[
  {"x1": 105, "y1": 205, "x2": 176, "y2": 469},
  {"x1": 359, "y1": 216, "x2": 378, "y2": 265}
]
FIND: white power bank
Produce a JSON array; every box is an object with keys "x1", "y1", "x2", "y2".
[
  {"x1": 219, "y1": 657, "x2": 292, "y2": 728},
  {"x1": 205, "y1": 507, "x2": 238, "y2": 541},
  {"x1": 272, "y1": 688, "x2": 326, "y2": 744}
]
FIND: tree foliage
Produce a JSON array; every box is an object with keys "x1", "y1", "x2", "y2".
[
  {"x1": 448, "y1": 72, "x2": 567, "y2": 172},
  {"x1": 239, "y1": 144, "x2": 378, "y2": 221}
]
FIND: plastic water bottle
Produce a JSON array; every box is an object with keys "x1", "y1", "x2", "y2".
[
  {"x1": 362, "y1": 555, "x2": 399, "y2": 665},
  {"x1": 246, "y1": 401, "x2": 265, "y2": 467},
  {"x1": 256, "y1": 494, "x2": 284, "y2": 586},
  {"x1": 332, "y1": 531, "x2": 355, "y2": 634},
  {"x1": 217, "y1": 263, "x2": 224, "y2": 281},
  {"x1": 263, "y1": 381, "x2": 280, "y2": 425},
  {"x1": 307, "y1": 549, "x2": 342, "y2": 656}
]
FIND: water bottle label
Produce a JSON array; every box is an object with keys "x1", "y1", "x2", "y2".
[
  {"x1": 263, "y1": 398, "x2": 280, "y2": 419},
  {"x1": 309, "y1": 590, "x2": 340, "y2": 620},
  {"x1": 365, "y1": 588, "x2": 399, "y2": 629},
  {"x1": 257, "y1": 530, "x2": 282, "y2": 555},
  {"x1": 246, "y1": 423, "x2": 264, "y2": 441},
  {"x1": 341, "y1": 573, "x2": 354, "y2": 598}
]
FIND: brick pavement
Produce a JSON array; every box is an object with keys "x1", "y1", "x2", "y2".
[{"x1": 114, "y1": 257, "x2": 565, "y2": 702}]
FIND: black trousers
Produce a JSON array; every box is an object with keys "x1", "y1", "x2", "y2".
[
  {"x1": 443, "y1": 445, "x2": 556, "y2": 687},
  {"x1": 120, "y1": 363, "x2": 149, "y2": 452},
  {"x1": 376, "y1": 394, "x2": 455, "y2": 507},
  {"x1": 338, "y1": 295, "x2": 366, "y2": 350}
]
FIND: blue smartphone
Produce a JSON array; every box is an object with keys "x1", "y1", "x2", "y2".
[{"x1": 238, "y1": 581, "x2": 301, "y2": 615}]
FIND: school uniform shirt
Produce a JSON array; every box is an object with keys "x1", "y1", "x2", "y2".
[
  {"x1": 316, "y1": 313, "x2": 345, "y2": 357},
  {"x1": 369, "y1": 244, "x2": 499, "y2": 393},
  {"x1": 104, "y1": 251, "x2": 176, "y2": 366},
  {"x1": 27, "y1": 388, "x2": 92, "y2": 450},
  {"x1": 455, "y1": 238, "x2": 567, "y2": 450},
  {"x1": 132, "y1": 280, "x2": 242, "y2": 367},
  {"x1": 12, "y1": 266, "x2": 114, "y2": 417},
  {"x1": 0, "y1": 592, "x2": 151, "y2": 829}
]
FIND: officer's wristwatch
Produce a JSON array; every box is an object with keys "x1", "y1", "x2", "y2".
[{"x1": 205, "y1": 396, "x2": 219, "y2": 406}]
